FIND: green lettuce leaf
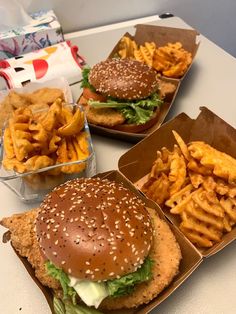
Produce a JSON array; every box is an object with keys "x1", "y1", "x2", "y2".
[
  {"x1": 107, "y1": 258, "x2": 154, "y2": 297},
  {"x1": 53, "y1": 297, "x2": 104, "y2": 314},
  {"x1": 65, "y1": 302, "x2": 104, "y2": 314},
  {"x1": 45, "y1": 262, "x2": 77, "y2": 304},
  {"x1": 119, "y1": 105, "x2": 154, "y2": 124},
  {"x1": 89, "y1": 93, "x2": 162, "y2": 125},
  {"x1": 81, "y1": 67, "x2": 95, "y2": 91},
  {"x1": 53, "y1": 297, "x2": 66, "y2": 314}
]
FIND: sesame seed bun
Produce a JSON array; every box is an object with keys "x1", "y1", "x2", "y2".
[
  {"x1": 36, "y1": 178, "x2": 153, "y2": 281},
  {"x1": 88, "y1": 59, "x2": 159, "y2": 100}
]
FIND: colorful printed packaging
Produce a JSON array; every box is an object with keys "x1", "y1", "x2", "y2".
[
  {"x1": 0, "y1": 41, "x2": 85, "y2": 88},
  {"x1": 0, "y1": 10, "x2": 64, "y2": 59}
]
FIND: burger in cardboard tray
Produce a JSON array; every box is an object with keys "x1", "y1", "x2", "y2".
[
  {"x1": 78, "y1": 58, "x2": 176, "y2": 134},
  {"x1": 1, "y1": 177, "x2": 181, "y2": 313}
]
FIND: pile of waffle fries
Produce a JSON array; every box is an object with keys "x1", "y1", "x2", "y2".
[
  {"x1": 117, "y1": 36, "x2": 192, "y2": 78},
  {"x1": 142, "y1": 131, "x2": 236, "y2": 248}
]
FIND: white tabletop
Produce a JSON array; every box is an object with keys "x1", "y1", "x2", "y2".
[{"x1": 1, "y1": 16, "x2": 236, "y2": 314}]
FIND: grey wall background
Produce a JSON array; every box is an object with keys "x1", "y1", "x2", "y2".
[{"x1": 21, "y1": 0, "x2": 236, "y2": 57}]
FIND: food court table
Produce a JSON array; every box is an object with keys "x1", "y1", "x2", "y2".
[{"x1": 1, "y1": 15, "x2": 236, "y2": 314}]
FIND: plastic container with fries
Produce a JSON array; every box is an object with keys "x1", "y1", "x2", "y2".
[
  {"x1": 0, "y1": 102, "x2": 96, "y2": 202},
  {"x1": 0, "y1": 79, "x2": 96, "y2": 202},
  {"x1": 118, "y1": 107, "x2": 236, "y2": 258}
]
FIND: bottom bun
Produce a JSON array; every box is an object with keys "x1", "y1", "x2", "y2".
[
  {"x1": 108, "y1": 108, "x2": 160, "y2": 133},
  {"x1": 100, "y1": 207, "x2": 182, "y2": 310}
]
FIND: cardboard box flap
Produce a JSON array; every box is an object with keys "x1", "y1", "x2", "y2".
[
  {"x1": 134, "y1": 24, "x2": 200, "y2": 57},
  {"x1": 189, "y1": 107, "x2": 236, "y2": 155},
  {"x1": 118, "y1": 107, "x2": 236, "y2": 258}
]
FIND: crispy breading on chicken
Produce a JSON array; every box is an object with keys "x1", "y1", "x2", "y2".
[
  {"x1": 86, "y1": 107, "x2": 126, "y2": 127},
  {"x1": 28, "y1": 88, "x2": 64, "y2": 106},
  {"x1": 0, "y1": 208, "x2": 60, "y2": 291},
  {"x1": 78, "y1": 96, "x2": 126, "y2": 127},
  {"x1": 158, "y1": 79, "x2": 177, "y2": 102}
]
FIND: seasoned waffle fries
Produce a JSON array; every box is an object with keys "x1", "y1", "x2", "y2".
[
  {"x1": 141, "y1": 131, "x2": 236, "y2": 248},
  {"x1": 118, "y1": 36, "x2": 138, "y2": 59},
  {"x1": 117, "y1": 36, "x2": 192, "y2": 77},
  {"x1": 153, "y1": 42, "x2": 192, "y2": 78},
  {"x1": 133, "y1": 42, "x2": 156, "y2": 67},
  {"x1": 2, "y1": 99, "x2": 89, "y2": 183}
]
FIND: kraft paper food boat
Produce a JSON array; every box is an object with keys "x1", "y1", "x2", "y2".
[
  {"x1": 118, "y1": 107, "x2": 236, "y2": 257},
  {"x1": 87, "y1": 24, "x2": 199, "y2": 143},
  {"x1": 5, "y1": 170, "x2": 202, "y2": 314}
]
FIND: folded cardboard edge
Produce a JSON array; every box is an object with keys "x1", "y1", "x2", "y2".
[
  {"x1": 134, "y1": 24, "x2": 200, "y2": 56},
  {"x1": 118, "y1": 107, "x2": 236, "y2": 258}
]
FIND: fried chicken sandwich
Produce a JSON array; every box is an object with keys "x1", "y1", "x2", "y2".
[
  {"x1": 78, "y1": 58, "x2": 164, "y2": 133},
  {"x1": 1, "y1": 177, "x2": 181, "y2": 313}
]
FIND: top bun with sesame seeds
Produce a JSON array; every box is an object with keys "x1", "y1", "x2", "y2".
[
  {"x1": 78, "y1": 58, "x2": 164, "y2": 132},
  {"x1": 88, "y1": 59, "x2": 159, "y2": 100},
  {"x1": 36, "y1": 177, "x2": 153, "y2": 281}
]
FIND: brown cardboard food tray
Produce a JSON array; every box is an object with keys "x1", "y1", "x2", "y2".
[
  {"x1": 118, "y1": 107, "x2": 236, "y2": 257},
  {"x1": 7, "y1": 170, "x2": 202, "y2": 314},
  {"x1": 87, "y1": 24, "x2": 199, "y2": 143}
]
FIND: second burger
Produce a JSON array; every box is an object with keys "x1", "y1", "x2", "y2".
[{"x1": 78, "y1": 58, "x2": 163, "y2": 133}]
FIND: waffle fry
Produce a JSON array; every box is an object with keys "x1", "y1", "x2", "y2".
[
  {"x1": 3, "y1": 128, "x2": 15, "y2": 159},
  {"x1": 133, "y1": 42, "x2": 156, "y2": 67},
  {"x1": 2, "y1": 99, "x2": 90, "y2": 185},
  {"x1": 116, "y1": 37, "x2": 192, "y2": 77},
  {"x1": 142, "y1": 173, "x2": 170, "y2": 205},
  {"x1": 141, "y1": 130, "x2": 236, "y2": 248},
  {"x1": 118, "y1": 36, "x2": 138, "y2": 59},
  {"x1": 188, "y1": 141, "x2": 236, "y2": 184},
  {"x1": 24, "y1": 155, "x2": 54, "y2": 171},
  {"x1": 153, "y1": 42, "x2": 192, "y2": 78},
  {"x1": 169, "y1": 151, "x2": 186, "y2": 196}
]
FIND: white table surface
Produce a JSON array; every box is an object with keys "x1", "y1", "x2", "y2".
[{"x1": 1, "y1": 15, "x2": 236, "y2": 314}]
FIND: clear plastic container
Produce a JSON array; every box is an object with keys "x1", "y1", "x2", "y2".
[{"x1": 0, "y1": 105, "x2": 96, "y2": 203}]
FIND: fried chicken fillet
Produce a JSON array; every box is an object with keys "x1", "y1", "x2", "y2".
[
  {"x1": 0, "y1": 209, "x2": 60, "y2": 292},
  {"x1": 1, "y1": 207, "x2": 181, "y2": 310}
]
